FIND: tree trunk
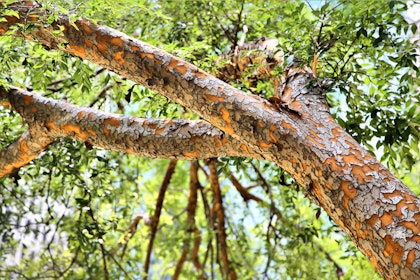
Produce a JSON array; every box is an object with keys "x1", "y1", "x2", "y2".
[{"x1": 1, "y1": 3, "x2": 419, "y2": 279}]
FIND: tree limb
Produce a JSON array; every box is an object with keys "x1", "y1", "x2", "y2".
[
  {"x1": 144, "y1": 159, "x2": 177, "y2": 279},
  {"x1": 0, "y1": 86, "x2": 261, "y2": 178},
  {"x1": 207, "y1": 159, "x2": 237, "y2": 280},
  {"x1": 2, "y1": 4, "x2": 420, "y2": 279}
]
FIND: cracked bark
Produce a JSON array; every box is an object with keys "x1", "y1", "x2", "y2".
[
  {"x1": 0, "y1": 86, "x2": 259, "y2": 176},
  {"x1": 1, "y1": 3, "x2": 420, "y2": 279}
]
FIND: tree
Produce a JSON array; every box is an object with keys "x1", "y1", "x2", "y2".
[{"x1": 0, "y1": 1, "x2": 419, "y2": 279}]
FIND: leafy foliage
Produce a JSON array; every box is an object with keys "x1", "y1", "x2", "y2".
[{"x1": 0, "y1": 0, "x2": 418, "y2": 279}]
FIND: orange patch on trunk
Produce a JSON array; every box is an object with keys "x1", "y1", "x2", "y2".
[
  {"x1": 341, "y1": 181, "x2": 356, "y2": 210},
  {"x1": 23, "y1": 95, "x2": 33, "y2": 106},
  {"x1": 280, "y1": 120, "x2": 297, "y2": 133},
  {"x1": 77, "y1": 111, "x2": 86, "y2": 118},
  {"x1": 110, "y1": 37, "x2": 124, "y2": 48},
  {"x1": 269, "y1": 132, "x2": 277, "y2": 143},
  {"x1": 45, "y1": 121, "x2": 58, "y2": 131},
  {"x1": 61, "y1": 124, "x2": 87, "y2": 139},
  {"x1": 97, "y1": 41, "x2": 108, "y2": 57},
  {"x1": 84, "y1": 38, "x2": 93, "y2": 48},
  {"x1": 166, "y1": 57, "x2": 187, "y2": 75},
  {"x1": 68, "y1": 44, "x2": 87, "y2": 59},
  {"x1": 240, "y1": 144, "x2": 249, "y2": 153},
  {"x1": 220, "y1": 108, "x2": 234, "y2": 135},
  {"x1": 204, "y1": 93, "x2": 225, "y2": 102},
  {"x1": 258, "y1": 140, "x2": 272, "y2": 149},
  {"x1": 406, "y1": 249, "x2": 416, "y2": 268},
  {"x1": 185, "y1": 150, "x2": 200, "y2": 157},
  {"x1": 115, "y1": 51, "x2": 125, "y2": 65},
  {"x1": 155, "y1": 127, "x2": 165, "y2": 135},
  {"x1": 103, "y1": 117, "x2": 120, "y2": 136},
  {"x1": 383, "y1": 235, "x2": 404, "y2": 265}
]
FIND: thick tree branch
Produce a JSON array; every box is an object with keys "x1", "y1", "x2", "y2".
[
  {"x1": 2, "y1": 4, "x2": 420, "y2": 279},
  {"x1": 0, "y1": 127, "x2": 54, "y2": 178},
  {"x1": 0, "y1": 86, "x2": 260, "y2": 178}
]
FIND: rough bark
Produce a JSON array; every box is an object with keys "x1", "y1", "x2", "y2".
[
  {"x1": 1, "y1": 3, "x2": 420, "y2": 279},
  {"x1": 0, "y1": 86, "x2": 259, "y2": 176}
]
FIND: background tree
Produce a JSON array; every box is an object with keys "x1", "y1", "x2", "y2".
[{"x1": 0, "y1": 0, "x2": 419, "y2": 279}]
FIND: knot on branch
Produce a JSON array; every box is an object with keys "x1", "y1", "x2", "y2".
[
  {"x1": 215, "y1": 37, "x2": 284, "y2": 91},
  {"x1": 269, "y1": 67, "x2": 329, "y2": 116}
]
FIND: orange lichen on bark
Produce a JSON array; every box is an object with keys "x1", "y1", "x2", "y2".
[
  {"x1": 114, "y1": 51, "x2": 125, "y2": 65},
  {"x1": 220, "y1": 108, "x2": 234, "y2": 135},
  {"x1": 383, "y1": 235, "x2": 404, "y2": 265},
  {"x1": 341, "y1": 181, "x2": 356, "y2": 210},
  {"x1": 203, "y1": 93, "x2": 225, "y2": 102},
  {"x1": 19, "y1": 139, "x2": 29, "y2": 154},
  {"x1": 23, "y1": 95, "x2": 33, "y2": 106},
  {"x1": 30, "y1": 107, "x2": 36, "y2": 113},
  {"x1": 214, "y1": 137, "x2": 222, "y2": 148},
  {"x1": 103, "y1": 117, "x2": 120, "y2": 136},
  {"x1": 269, "y1": 132, "x2": 277, "y2": 143},
  {"x1": 324, "y1": 182, "x2": 332, "y2": 190},
  {"x1": 240, "y1": 144, "x2": 249, "y2": 153},
  {"x1": 86, "y1": 129, "x2": 96, "y2": 136},
  {"x1": 280, "y1": 120, "x2": 297, "y2": 133},
  {"x1": 77, "y1": 111, "x2": 86, "y2": 118},
  {"x1": 330, "y1": 127, "x2": 342, "y2": 140},
  {"x1": 166, "y1": 57, "x2": 187, "y2": 75},
  {"x1": 110, "y1": 37, "x2": 124, "y2": 48},
  {"x1": 155, "y1": 127, "x2": 165, "y2": 135},
  {"x1": 45, "y1": 121, "x2": 58, "y2": 131},
  {"x1": 68, "y1": 44, "x2": 87, "y2": 59},
  {"x1": 81, "y1": 18, "x2": 95, "y2": 35},
  {"x1": 258, "y1": 140, "x2": 272, "y2": 149},
  {"x1": 364, "y1": 249, "x2": 381, "y2": 272},
  {"x1": 355, "y1": 222, "x2": 371, "y2": 240},
  {"x1": 148, "y1": 123, "x2": 157, "y2": 129},
  {"x1": 349, "y1": 164, "x2": 375, "y2": 183},
  {"x1": 84, "y1": 38, "x2": 93, "y2": 48},
  {"x1": 185, "y1": 150, "x2": 200, "y2": 157},
  {"x1": 61, "y1": 124, "x2": 87, "y2": 139},
  {"x1": 366, "y1": 215, "x2": 379, "y2": 228},
  {"x1": 406, "y1": 249, "x2": 416, "y2": 268},
  {"x1": 192, "y1": 67, "x2": 208, "y2": 79}
]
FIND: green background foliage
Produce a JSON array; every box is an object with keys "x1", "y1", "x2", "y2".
[{"x1": 0, "y1": 0, "x2": 419, "y2": 279}]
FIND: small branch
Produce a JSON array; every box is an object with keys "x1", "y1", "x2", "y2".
[
  {"x1": 88, "y1": 83, "x2": 114, "y2": 108},
  {"x1": 229, "y1": 173, "x2": 263, "y2": 203},
  {"x1": 317, "y1": 244, "x2": 344, "y2": 279},
  {"x1": 143, "y1": 159, "x2": 178, "y2": 279},
  {"x1": 110, "y1": 215, "x2": 144, "y2": 259},
  {"x1": 173, "y1": 161, "x2": 200, "y2": 279},
  {"x1": 232, "y1": 0, "x2": 246, "y2": 49},
  {"x1": 207, "y1": 159, "x2": 237, "y2": 280},
  {"x1": 88, "y1": 208, "x2": 109, "y2": 280}
]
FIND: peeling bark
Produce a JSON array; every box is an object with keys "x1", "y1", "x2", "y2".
[
  {"x1": 1, "y1": 3, "x2": 420, "y2": 279},
  {"x1": 0, "y1": 87, "x2": 259, "y2": 161}
]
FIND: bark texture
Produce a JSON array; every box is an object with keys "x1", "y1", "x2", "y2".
[{"x1": 1, "y1": 3, "x2": 420, "y2": 279}]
